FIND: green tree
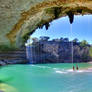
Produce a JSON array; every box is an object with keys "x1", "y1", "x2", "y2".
[
  {"x1": 80, "y1": 40, "x2": 88, "y2": 47},
  {"x1": 63, "y1": 38, "x2": 69, "y2": 42},
  {"x1": 73, "y1": 38, "x2": 78, "y2": 43},
  {"x1": 40, "y1": 36, "x2": 50, "y2": 41},
  {"x1": 89, "y1": 46, "x2": 92, "y2": 58}
]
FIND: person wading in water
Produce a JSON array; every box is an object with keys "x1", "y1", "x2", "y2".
[
  {"x1": 73, "y1": 66, "x2": 75, "y2": 71},
  {"x1": 76, "y1": 64, "x2": 79, "y2": 70},
  {"x1": 73, "y1": 64, "x2": 79, "y2": 71}
]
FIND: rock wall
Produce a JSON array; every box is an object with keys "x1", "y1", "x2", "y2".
[
  {"x1": 0, "y1": 0, "x2": 92, "y2": 49},
  {"x1": 27, "y1": 41, "x2": 91, "y2": 64},
  {"x1": 0, "y1": 49, "x2": 28, "y2": 66}
]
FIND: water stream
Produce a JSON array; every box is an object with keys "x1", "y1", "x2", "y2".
[{"x1": 70, "y1": 24, "x2": 74, "y2": 67}]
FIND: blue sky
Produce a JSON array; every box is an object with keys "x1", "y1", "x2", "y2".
[{"x1": 31, "y1": 15, "x2": 92, "y2": 44}]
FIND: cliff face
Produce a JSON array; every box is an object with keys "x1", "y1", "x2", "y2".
[
  {"x1": 0, "y1": 49, "x2": 28, "y2": 66},
  {"x1": 27, "y1": 41, "x2": 91, "y2": 64},
  {"x1": 0, "y1": 0, "x2": 92, "y2": 49}
]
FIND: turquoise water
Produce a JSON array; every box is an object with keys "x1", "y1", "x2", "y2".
[{"x1": 0, "y1": 63, "x2": 92, "y2": 92}]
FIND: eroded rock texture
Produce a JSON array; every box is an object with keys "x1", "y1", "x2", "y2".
[
  {"x1": 27, "y1": 41, "x2": 91, "y2": 64},
  {"x1": 0, "y1": 0, "x2": 92, "y2": 49}
]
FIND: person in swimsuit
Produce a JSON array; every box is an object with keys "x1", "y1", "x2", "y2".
[
  {"x1": 73, "y1": 66, "x2": 75, "y2": 71},
  {"x1": 76, "y1": 64, "x2": 79, "y2": 70}
]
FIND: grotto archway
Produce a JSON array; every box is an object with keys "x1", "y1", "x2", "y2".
[{"x1": 0, "y1": 0, "x2": 92, "y2": 49}]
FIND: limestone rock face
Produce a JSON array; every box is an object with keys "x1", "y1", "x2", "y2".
[
  {"x1": 0, "y1": 0, "x2": 92, "y2": 49},
  {"x1": 0, "y1": 50, "x2": 28, "y2": 65},
  {"x1": 27, "y1": 41, "x2": 91, "y2": 64}
]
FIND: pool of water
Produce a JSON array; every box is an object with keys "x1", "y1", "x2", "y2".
[{"x1": 0, "y1": 63, "x2": 92, "y2": 92}]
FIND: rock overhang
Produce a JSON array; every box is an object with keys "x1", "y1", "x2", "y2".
[{"x1": 0, "y1": 0, "x2": 92, "y2": 50}]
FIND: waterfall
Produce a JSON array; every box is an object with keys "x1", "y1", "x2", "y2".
[
  {"x1": 38, "y1": 42, "x2": 40, "y2": 63},
  {"x1": 29, "y1": 38, "x2": 33, "y2": 64},
  {"x1": 30, "y1": 45, "x2": 33, "y2": 64},
  {"x1": 26, "y1": 40, "x2": 31, "y2": 62},
  {"x1": 26, "y1": 46, "x2": 29, "y2": 59},
  {"x1": 26, "y1": 38, "x2": 34, "y2": 64},
  {"x1": 33, "y1": 45, "x2": 35, "y2": 63},
  {"x1": 41, "y1": 43, "x2": 42, "y2": 63},
  {"x1": 70, "y1": 24, "x2": 74, "y2": 66},
  {"x1": 26, "y1": 44, "x2": 32, "y2": 63},
  {"x1": 87, "y1": 15, "x2": 90, "y2": 31},
  {"x1": 68, "y1": 11, "x2": 74, "y2": 68}
]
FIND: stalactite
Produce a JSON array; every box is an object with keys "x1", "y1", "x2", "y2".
[
  {"x1": 38, "y1": 25, "x2": 44, "y2": 29},
  {"x1": 45, "y1": 23, "x2": 50, "y2": 30},
  {"x1": 67, "y1": 11, "x2": 74, "y2": 24},
  {"x1": 54, "y1": 7, "x2": 61, "y2": 19}
]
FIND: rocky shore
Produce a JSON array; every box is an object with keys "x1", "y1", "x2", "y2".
[{"x1": 0, "y1": 50, "x2": 28, "y2": 66}]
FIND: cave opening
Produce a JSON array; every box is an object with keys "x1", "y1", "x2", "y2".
[{"x1": 25, "y1": 15, "x2": 92, "y2": 64}]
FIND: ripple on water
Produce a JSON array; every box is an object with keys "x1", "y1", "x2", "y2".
[{"x1": 55, "y1": 68, "x2": 92, "y2": 75}]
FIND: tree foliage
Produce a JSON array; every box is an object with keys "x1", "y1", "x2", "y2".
[
  {"x1": 80, "y1": 40, "x2": 88, "y2": 47},
  {"x1": 40, "y1": 36, "x2": 50, "y2": 41},
  {"x1": 73, "y1": 38, "x2": 78, "y2": 43},
  {"x1": 27, "y1": 37, "x2": 92, "y2": 62},
  {"x1": 89, "y1": 46, "x2": 92, "y2": 58}
]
